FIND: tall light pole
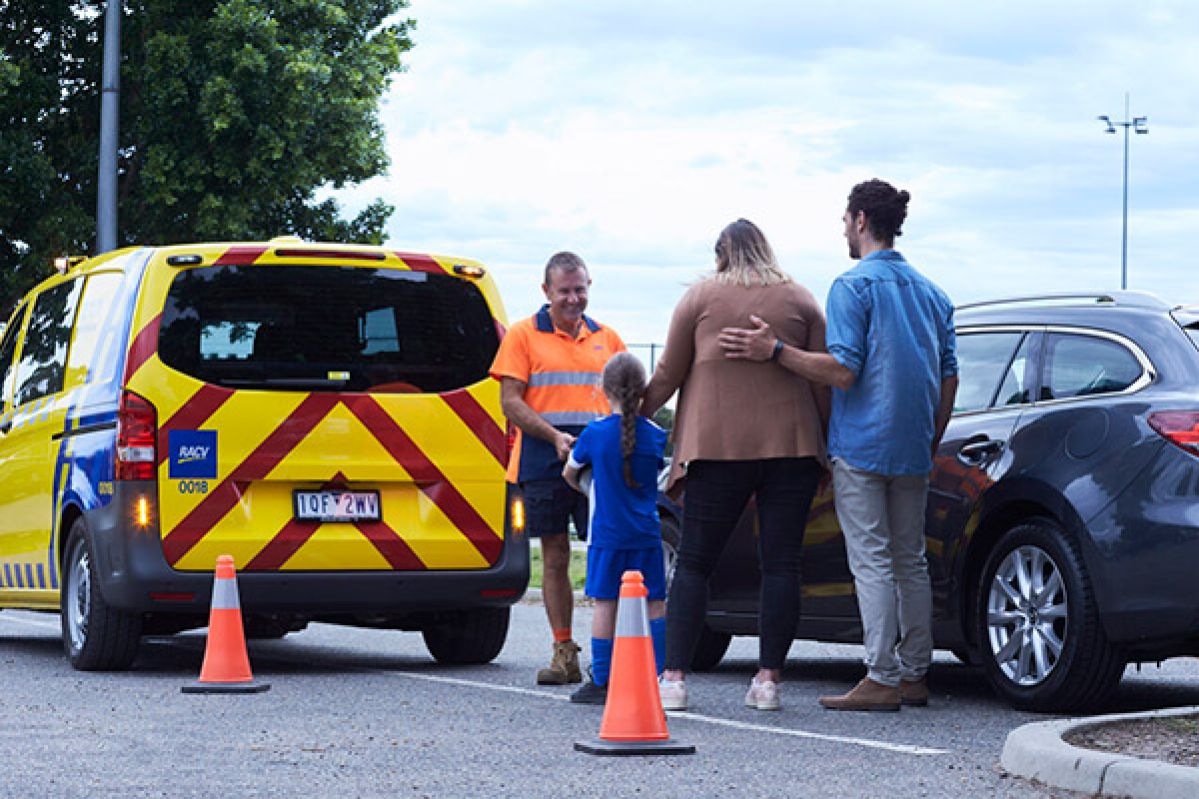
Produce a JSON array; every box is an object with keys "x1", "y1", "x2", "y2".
[
  {"x1": 96, "y1": 1, "x2": 121, "y2": 254},
  {"x1": 1096, "y1": 93, "x2": 1148, "y2": 290}
]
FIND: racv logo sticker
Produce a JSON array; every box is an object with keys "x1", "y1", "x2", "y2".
[{"x1": 169, "y1": 430, "x2": 218, "y2": 479}]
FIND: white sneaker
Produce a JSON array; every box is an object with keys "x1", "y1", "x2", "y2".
[
  {"x1": 659, "y1": 678, "x2": 688, "y2": 711},
  {"x1": 745, "y1": 677, "x2": 780, "y2": 711}
]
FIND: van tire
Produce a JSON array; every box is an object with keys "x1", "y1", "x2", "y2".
[
  {"x1": 422, "y1": 607, "x2": 510, "y2": 665},
  {"x1": 61, "y1": 519, "x2": 142, "y2": 670}
]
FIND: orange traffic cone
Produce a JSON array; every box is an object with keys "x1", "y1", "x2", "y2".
[
  {"x1": 182, "y1": 555, "x2": 270, "y2": 694},
  {"x1": 575, "y1": 570, "x2": 694, "y2": 755}
]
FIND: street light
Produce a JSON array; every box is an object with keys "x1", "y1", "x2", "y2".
[
  {"x1": 1096, "y1": 93, "x2": 1148, "y2": 291},
  {"x1": 96, "y1": 1, "x2": 122, "y2": 254}
]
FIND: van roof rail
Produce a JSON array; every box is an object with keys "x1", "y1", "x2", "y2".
[{"x1": 957, "y1": 291, "x2": 1170, "y2": 312}]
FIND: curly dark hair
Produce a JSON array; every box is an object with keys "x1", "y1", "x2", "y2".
[{"x1": 847, "y1": 179, "x2": 910, "y2": 244}]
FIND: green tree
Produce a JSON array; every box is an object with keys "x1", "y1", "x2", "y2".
[{"x1": 0, "y1": 0, "x2": 412, "y2": 314}]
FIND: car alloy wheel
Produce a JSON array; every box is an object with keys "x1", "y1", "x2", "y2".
[{"x1": 985, "y1": 543, "x2": 1068, "y2": 686}]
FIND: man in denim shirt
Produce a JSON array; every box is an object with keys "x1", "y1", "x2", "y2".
[{"x1": 719, "y1": 179, "x2": 958, "y2": 710}]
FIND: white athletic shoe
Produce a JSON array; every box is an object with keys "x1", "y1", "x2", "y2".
[
  {"x1": 745, "y1": 677, "x2": 780, "y2": 711},
  {"x1": 659, "y1": 678, "x2": 688, "y2": 711}
]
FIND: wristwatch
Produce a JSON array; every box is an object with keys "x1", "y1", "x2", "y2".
[{"x1": 770, "y1": 339, "x2": 784, "y2": 362}]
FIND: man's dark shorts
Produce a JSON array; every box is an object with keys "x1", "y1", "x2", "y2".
[{"x1": 520, "y1": 478, "x2": 589, "y2": 541}]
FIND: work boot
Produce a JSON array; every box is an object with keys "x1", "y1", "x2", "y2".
[
  {"x1": 900, "y1": 677, "x2": 929, "y2": 707},
  {"x1": 536, "y1": 640, "x2": 582, "y2": 685},
  {"x1": 818, "y1": 678, "x2": 901, "y2": 711}
]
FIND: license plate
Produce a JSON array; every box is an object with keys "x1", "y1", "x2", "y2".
[{"x1": 293, "y1": 490, "x2": 381, "y2": 522}]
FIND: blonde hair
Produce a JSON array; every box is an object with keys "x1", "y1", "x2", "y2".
[
  {"x1": 711, "y1": 218, "x2": 792, "y2": 287},
  {"x1": 602, "y1": 353, "x2": 647, "y2": 489}
]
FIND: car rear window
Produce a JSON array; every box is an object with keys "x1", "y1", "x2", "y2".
[{"x1": 157, "y1": 264, "x2": 499, "y2": 393}]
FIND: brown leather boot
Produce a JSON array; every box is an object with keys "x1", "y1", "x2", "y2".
[
  {"x1": 900, "y1": 677, "x2": 929, "y2": 707},
  {"x1": 819, "y1": 678, "x2": 901, "y2": 711},
  {"x1": 536, "y1": 640, "x2": 582, "y2": 685}
]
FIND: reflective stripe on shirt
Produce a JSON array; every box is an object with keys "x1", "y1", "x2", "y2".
[{"x1": 527, "y1": 371, "x2": 602, "y2": 388}]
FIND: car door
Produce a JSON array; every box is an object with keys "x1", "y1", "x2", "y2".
[
  {"x1": 928, "y1": 328, "x2": 1035, "y2": 607},
  {"x1": 0, "y1": 280, "x2": 83, "y2": 599}
]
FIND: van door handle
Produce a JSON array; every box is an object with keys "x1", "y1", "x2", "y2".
[{"x1": 958, "y1": 438, "x2": 1004, "y2": 464}]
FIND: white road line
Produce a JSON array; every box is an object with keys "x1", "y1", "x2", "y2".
[
  {"x1": 388, "y1": 670, "x2": 947, "y2": 756},
  {"x1": 0, "y1": 613, "x2": 59, "y2": 631},
  {"x1": 663, "y1": 711, "x2": 947, "y2": 755},
  {"x1": 2, "y1": 619, "x2": 948, "y2": 756}
]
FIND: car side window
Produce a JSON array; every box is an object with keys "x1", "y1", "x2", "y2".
[
  {"x1": 12, "y1": 279, "x2": 85, "y2": 406},
  {"x1": 0, "y1": 303, "x2": 29, "y2": 413},
  {"x1": 1040, "y1": 333, "x2": 1143, "y2": 401},
  {"x1": 952, "y1": 332, "x2": 1025, "y2": 413},
  {"x1": 994, "y1": 333, "x2": 1034, "y2": 406},
  {"x1": 64, "y1": 272, "x2": 125, "y2": 388}
]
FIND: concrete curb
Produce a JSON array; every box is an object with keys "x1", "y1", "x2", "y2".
[{"x1": 1001, "y1": 705, "x2": 1199, "y2": 798}]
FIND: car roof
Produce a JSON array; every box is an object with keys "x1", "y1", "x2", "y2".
[{"x1": 956, "y1": 291, "x2": 1176, "y2": 329}]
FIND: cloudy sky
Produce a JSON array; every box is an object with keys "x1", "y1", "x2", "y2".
[{"x1": 334, "y1": 0, "x2": 1199, "y2": 351}]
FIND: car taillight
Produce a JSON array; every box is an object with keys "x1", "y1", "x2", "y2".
[
  {"x1": 117, "y1": 390, "x2": 158, "y2": 480},
  {"x1": 1148, "y1": 411, "x2": 1199, "y2": 455}
]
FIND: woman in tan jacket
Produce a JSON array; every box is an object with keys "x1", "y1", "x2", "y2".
[{"x1": 642, "y1": 218, "x2": 827, "y2": 712}]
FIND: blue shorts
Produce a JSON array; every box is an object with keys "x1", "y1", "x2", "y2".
[
  {"x1": 519, "y1": 479, "x2": 589, "y2": 541},
  {"x1": 585, "y1": 546, "x2": 667, "y2": 601}
]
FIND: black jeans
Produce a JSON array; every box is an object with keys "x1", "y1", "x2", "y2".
[{"x1": 665, "y1": 457, "x2": 822, "y2": 672}]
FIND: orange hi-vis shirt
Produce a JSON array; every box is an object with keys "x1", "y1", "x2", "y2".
[{"x1": 490, "y1": 305, "x2": 626, "y2": 483}]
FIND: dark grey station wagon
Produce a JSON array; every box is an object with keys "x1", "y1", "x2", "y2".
[{"x1": 659, "y1": 291, "x2": 1199, "y2": 712}]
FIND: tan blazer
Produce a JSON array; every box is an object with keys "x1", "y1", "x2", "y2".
[{"x1": 648, "y1": 278, "x2": 828, "y2": 494}]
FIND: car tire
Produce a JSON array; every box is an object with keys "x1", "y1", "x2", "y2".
[
  {"x1": 690, "y1": 626, "x2": 733, "y2": 672},
  {"x1": 658, "y1": 510, "x2": 731, "y2": 671},
  {"x1": 976, "y1": 518, "x2": 1123, "y2": 712},
  {"x1": 422, "y1": 607, "x2": 510, "y2": 665},
  {"x1": 660, "y1": 513, "x2": 681, "y2": 589},
  {"x1": 60, "y1": 518, "x2": 142, "y2": 670}
]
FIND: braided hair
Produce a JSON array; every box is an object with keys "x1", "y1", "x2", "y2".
[{"x1": 601, "y1": 352, "x2": 648, "y2": 489}]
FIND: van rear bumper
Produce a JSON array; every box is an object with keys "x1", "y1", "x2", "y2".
[{"x1": 85, "y1": 484, "x2": 529, "y2": 615}]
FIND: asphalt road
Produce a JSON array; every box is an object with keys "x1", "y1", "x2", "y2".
[{"x1": 1, "y1": 602, "x2": 1197, "y2": 798}]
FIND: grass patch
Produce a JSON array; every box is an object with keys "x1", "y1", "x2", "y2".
[{"x1": 528, "y1": 544, "x2": 588, "y2": 590}]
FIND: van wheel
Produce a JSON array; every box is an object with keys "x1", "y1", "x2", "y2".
[
  {"x1": 976, "y1": 519, "x2": 1123, "y2": 712},
  {"x1": 61, "y1": 519, "x2": 142, "y2": 670},
  {"x1": 423, "y1": 607, "x2": 510, "y2": 665}
]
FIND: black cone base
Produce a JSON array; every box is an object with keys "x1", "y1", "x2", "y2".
[
  {"x1": 574, "y1": 737, "x2": 695, "y2": 756},
  {"x1": 182, "y1": 680, "x2": 271, "y2": 694}
]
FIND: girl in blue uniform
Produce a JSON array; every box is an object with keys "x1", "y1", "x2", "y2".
[{"x1": 563, "y1": 352, "x2": 668, "y2": 704}]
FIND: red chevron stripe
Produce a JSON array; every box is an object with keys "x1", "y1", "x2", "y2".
[
  {"x1": 161, "y1": 394, "x2": 340, "y2": 565},
  {"x1": 394, "y1": 252, "x2": 447, "y2": 275},
  {"x1": 214, "y1": 245, "x2": 268, "y2": 266},
  {"x1": 354, "y1": 519, "x2": 425, "y2": 570},
  {"x1": 157, "y1": 384, "x2": 235, "y2": 465},
  {"x1": 123, "y1": 313, "x2": 162, "y2": 383},
  {"x1": 244, "y1": 517, "x2": 322, "y2": 571},
  {"x1": 343, "y1": 395, "x2": 502, "y2": 564},
  {"x1": 441, "y1": 389, "x2": 507, "y2": 467}
]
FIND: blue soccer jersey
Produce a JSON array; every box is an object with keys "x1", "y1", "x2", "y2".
[{"x1": 567, "y1": 415, "x2": 667, "y2": 550}]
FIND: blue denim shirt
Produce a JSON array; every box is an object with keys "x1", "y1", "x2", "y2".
[{"x1": 826, "y1": 250, "x2": 957, "y2": 476}]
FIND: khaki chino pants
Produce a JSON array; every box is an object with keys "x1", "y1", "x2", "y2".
[{"x1": 832, "y1": 460, "x2": 933, "y2": 687}]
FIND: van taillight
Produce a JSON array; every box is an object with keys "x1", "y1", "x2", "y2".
[
  {"x1": 117, "y1": 391, "x2": 158, "y2": 480},
  {"x1": 505, "y1": 421, "x2": 517, "y2": 463},
  {"x1": 1148, "y1": 411, "x2": 1199, "y2": 455}
]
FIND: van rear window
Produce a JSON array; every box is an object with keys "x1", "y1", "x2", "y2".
[{"x1": 157, "y1": 264, "x2": 499, "y2": 393}]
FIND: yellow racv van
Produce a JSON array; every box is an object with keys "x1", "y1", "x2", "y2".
[{"x1": 0, "y1": 240, "x2": 527, "y2": 669}]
